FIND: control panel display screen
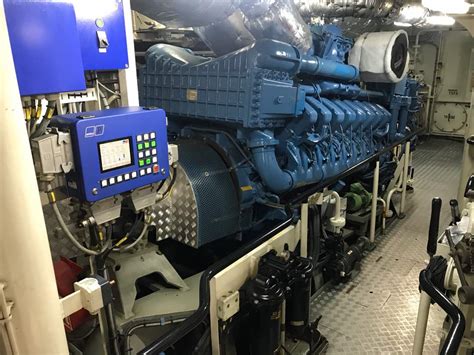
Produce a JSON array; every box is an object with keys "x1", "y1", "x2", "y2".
[{"x1": 98, "y1": 137, "x2": 133, "y2": 172}]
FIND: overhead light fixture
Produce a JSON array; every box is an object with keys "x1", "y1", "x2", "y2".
[
  {"x1": 394, "y1": 21, "x2": 413, "y2": 27},
  {"x1": 426, "y1": 15, "x2": 456, "y2": 26},
  {"x1": 394, "y1": 3, "x2": 429, "y2": 27},
  {"x1": 422, "y1": 0, "x2": 470, "y2": 14}
]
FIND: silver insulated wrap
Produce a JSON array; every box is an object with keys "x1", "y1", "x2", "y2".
[
  {"x1": 131, "y1": 0, "x2": 312, "y2": 55},
  {"x1": 154, "y1": 141, "x2": 240, "y2": 248}
]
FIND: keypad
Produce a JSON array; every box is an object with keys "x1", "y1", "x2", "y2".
[
  {"x1": 135, "y1": 132, "x2": 159, "y2": 168},
  {"x1": 100, "y1": 131, "x2": 160, "y2": 189}
]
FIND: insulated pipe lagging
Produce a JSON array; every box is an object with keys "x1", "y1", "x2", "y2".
[{"x1": 249, "y1": 131, "x2": 294, "y2": 194}]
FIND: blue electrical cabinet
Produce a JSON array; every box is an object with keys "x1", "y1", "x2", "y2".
[
  {"x1": 50, "y1": 107, "x2": 169, "y2": 202},
  {"x1": 4, "y1": 1, "x2": 86, "y2": 96},
  {"x1": 4, "y1": 0, "x2": 128, "y2": 96},
  {"x1": 74, "y1": 0, "x2": 129, "y2": 70}
]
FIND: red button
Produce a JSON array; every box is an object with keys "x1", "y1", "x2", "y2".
[{"x1": 153, "y1": 164, "x2": 159, "y2": 174}]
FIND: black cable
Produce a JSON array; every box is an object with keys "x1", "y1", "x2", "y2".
[{"x1": 100, "y1": 213, "x2": 143, "y2": 261}]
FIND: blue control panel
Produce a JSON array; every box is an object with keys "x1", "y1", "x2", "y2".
[{"x1": 50, "y1": 107, "x2": 169, "y2": 202}]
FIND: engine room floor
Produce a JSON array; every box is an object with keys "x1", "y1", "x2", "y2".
[{"x1": 307, "y1": 137, "x2": 464, "y2": 354}]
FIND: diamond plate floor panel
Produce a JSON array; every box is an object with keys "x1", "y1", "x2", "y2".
[{"x1": 309, "y1": 137, "x2": 464, "y2": 354}]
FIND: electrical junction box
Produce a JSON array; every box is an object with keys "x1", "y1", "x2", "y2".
[
  {"x1": 4, "y1": 1, "x2": 86, "y2": 96},
  {"x1": 4, "y1": 0, "x2": 128, "y2": 96},
  {"x1": 50, "y1": 107, "x2": 169, "y2": 202},
  {"x1": 73, "y1": 0, "x2": 129, "y2": 70}
]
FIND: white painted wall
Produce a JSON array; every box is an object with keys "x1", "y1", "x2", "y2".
[
  {"x1": 414, "y1": 30, "x2": 474, "y2": 136},
  {"x1": 437, "y1": 31, "x2": 473, "y2": 103}
]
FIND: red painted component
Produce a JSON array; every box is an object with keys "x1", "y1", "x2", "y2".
[{"x1": 53, "y1": 257, "x2": 90, "y2": 332}]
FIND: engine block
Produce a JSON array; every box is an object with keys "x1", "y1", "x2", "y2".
[{"x1": 140, "y1": 25, "x2": 420, "y2": 247}]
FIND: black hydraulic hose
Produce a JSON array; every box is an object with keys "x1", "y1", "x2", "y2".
[
  {"x1": 138, "y1": 217, "x2": 295, "y2": 355},
  {"x1": 419, "y1": 269, "x2": 465, "y2": 355},
  {"x1": 309, "y1": 205, "x2": 321, "y2": 263}
]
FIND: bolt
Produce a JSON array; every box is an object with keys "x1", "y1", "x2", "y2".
[
  {"x1": 161, "y1": 168, "x2": 166, "y2": 175},
  {"x1": 92, "y1": 188, "x2": 98, "y2": 195}
]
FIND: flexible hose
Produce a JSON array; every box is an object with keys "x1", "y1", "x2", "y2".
[{"x1": 51, "y1": 201, "x2": 107, "y2": 256}]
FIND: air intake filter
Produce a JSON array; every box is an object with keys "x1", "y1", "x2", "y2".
[{"x1": 348, "y1": 30, "x2": 409, "y2": 83}]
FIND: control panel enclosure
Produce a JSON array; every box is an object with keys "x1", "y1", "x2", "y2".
[{"x1": 50, "y1": 107, "x2": 169, "y2": 202}]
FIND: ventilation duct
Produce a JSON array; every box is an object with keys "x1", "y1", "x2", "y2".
[
  {"x1": 131, "y1": 0, "x2": 241, "y2": 28},
  {"x1": 131, "y1": 0, "x2": 313, "y2": 55},
  {"x1": 294, "y1": 0, "x2": 401, "y2": 19},
  {"x1": 131, "y1": 0, "x2": 402, "y2": 55}
]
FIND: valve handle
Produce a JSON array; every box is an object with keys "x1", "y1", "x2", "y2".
[
  {"x1": 427, "y1": 197, "x2": 442, "y2": 258},
  {"x1": 465, "y1": 174, "x2": 474, "y2": 199},
  {"x1": 450, "y1": 199, "x2": 461, "y2": 224}
]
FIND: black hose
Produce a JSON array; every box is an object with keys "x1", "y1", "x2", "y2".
[
  {"x1": 419, "y1": 269, "x2": 465, "y2": 355},
  {"x1": 308, "y1": 206, "x2": 314, "y2": 261},
  {"x1": 308, "y1": 205, "x2": 321, "y2": 264},
  {"x1": 138, "y1": 217, "x2": 295, "y2": 355}
]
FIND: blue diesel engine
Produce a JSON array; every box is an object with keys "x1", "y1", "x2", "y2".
[{"x1": 140, "y1": 25, "x2": 419, "y2": 248}]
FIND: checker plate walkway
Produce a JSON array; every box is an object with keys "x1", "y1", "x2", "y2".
[{"x1": 309, "y1": 137, "x2": 464, "y2": 354}]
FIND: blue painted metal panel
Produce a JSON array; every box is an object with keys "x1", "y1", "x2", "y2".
[
  {"x1": 4, "y1": 1, "x2": 86, "y2": 96},
  {"x1": 50, "y1": 107, "x2": 169, "y2": 202},
  {"x1": 73, "y1": 0, "x2": 129, "y2": 70}
]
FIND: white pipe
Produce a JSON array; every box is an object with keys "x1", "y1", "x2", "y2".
[
  {"x1": 329, "y1": 191, "x2": 345, "y2": 232},
  {"x1": 385, "y1": 145, "x2": 408, "y2": 218},
  {"x1": 330, "y1": 191, "x2": 341, "y2": 217},
  {"x1": 400, "y1": 141, "x2": 411, "y2": 216},
  {"x1": 369, "y1": 160, "x2": 380, "y2": 244},
  {"x1": 0, "y1": 1, "x2": 69, "y2": 352},
  {"x1": 413, "y1": 291, "x2": 431, "y2": 355},
  {"x1": 385, "y1": 183, "x2": 403, "y2": 218}
]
